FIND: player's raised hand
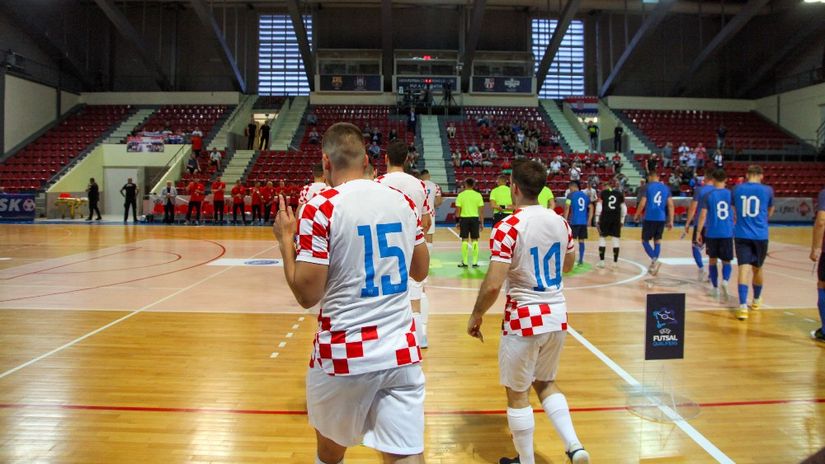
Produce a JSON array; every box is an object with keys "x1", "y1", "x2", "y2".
[
  {"x1": 467, "y1": 314, "x2": 484, "y2": 342},
  {"x1": 273, "y1": 195, "x2": 296, "y2": 243}
]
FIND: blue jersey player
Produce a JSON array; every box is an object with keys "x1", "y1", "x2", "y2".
[
  {"x1": 732, "y1": 165, "x2": 775, "y2": 320},
  {"x1": 565, "y1": 181, "x2": 593, "y2": 266},
  {"x1": 810, "y1": 187, "x2": 825, "y2": 342},
  {"x1": 685, "y1": 177, "x2": 714, "y2": 281},
  {"x1": 634, "y1": 172, "x2": 674, "y2": 276},
  {"x1": 697, "y1": 169, "x2": 734, "y2": 303}
]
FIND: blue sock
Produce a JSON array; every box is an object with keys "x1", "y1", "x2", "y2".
[
  {"x1": 722, "y1": 263, "x2": 732, "y2": 282},
  {"x1": 653, "y1": 243, "x2": 661, "y2": 259},
  {"x1": 579, "y1": 241, "x2": 585, "y2": 263},
  {"x1": 708, "y1": 265, "x2": 718, "y2": 288},
  {"x1": 738, "y1": 284, "x2": 749, "y2": 306},
  {"x1": 692, "y1": 246, "x2": 704, "y2": 269},
  {"x1": 818, "y1": 288, "x2": 825, "y2": 330},
  {"x1": 753, "y1": 285, "x2": 763, "y2": 300},
  {"x1": 642, "y1": 241, "x2": 654, "y2": 259}
]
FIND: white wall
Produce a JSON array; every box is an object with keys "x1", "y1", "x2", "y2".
[
  {"x1": 80, "y1": 91, "x2": 240, "y2": 106},
  {"x1": 605, "y1": 96, "x2": 754, "y2": 112},
  {"x1": 754, "y1": 82, "x2": 825, "y2": 143},
  {"x1": 4, "y1": 75, "x2": 57, "y2": 152},
  {"x1": 61, "y1": 91, "x2": 81, "y2": 115}
]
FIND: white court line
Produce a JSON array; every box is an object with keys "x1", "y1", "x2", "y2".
[
  {"x1": 292, "y1": 324, "x2": 300, "y2": 329},
  {"x1": 278, "y1": 341, "x2": 287, "y2": 348},
  {"x1": 446, "y1": 227, "x2": 461, "y2": 241},
  {"x1": 0, "y1": 246, "x2": 276, "y2": 380},
  {"x1": 270, "y1": 352, "x2": 279, "y2": 359},
  {"x1": 285, "y1": 332, "x2": 294, "y2": 338},
  {"x1": 567, "y1": 326, "x2": 734, "y2": 464}
]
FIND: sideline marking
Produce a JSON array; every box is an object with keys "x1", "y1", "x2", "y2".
[{"x1": 567, "y1": 326, "x2": 734, "y2": 464}]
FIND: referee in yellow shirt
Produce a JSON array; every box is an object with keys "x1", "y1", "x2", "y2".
[
  {"x1": 455, "y1": 178, "x2": 485, "y2": 268},
  {"x1": 489, "y1": 175, "x2": 513, "y2": 225}
]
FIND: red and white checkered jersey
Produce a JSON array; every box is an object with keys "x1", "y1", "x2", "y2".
[
  {"x1": 299, "y1": 181, "x2": 328, "y2": 206},
  {"x1": 376, "y1": 172, "x2": 432, "y2": 217},
  {"x1": 489, "y1": 205, "x2": 574, "y2": 337},
  {"x1": 297, "y1": 179, "x2": 426, "y2": 376},
  {"x1": 423, "y1": 180, "x2": 441, "y2": 216}
]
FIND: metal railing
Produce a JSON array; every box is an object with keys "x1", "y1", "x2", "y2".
[{"x1": 148, "y1": 144, "x2": 190, "y2": 194}]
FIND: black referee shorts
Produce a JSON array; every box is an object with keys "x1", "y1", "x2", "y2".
[{"x1": 459, "y1": 217, "x2": 480, "y2": 240}]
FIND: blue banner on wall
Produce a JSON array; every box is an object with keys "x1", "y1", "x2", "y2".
[
  {"x1": 645, "y1": 293, "x2": 686, "y2": 360},
  {"x1": 319, "y1": 75, "x2": 382, "y2": 92},
  {"x1": 472, "y1": 76, "x2": 533, "y2": 94},
  {"x1": 0, "y1": 194, "x2": 37, "y2": 221},
  {"x1": 396, "y1": 76, "x2": 458, "y2": 93}
]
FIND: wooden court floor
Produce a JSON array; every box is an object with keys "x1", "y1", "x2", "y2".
[{"x1": 0, "y1": 223, "x2": 823, "y2": 463}]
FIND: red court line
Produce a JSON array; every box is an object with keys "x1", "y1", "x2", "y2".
[
  {"x1": 0, "y1": 247, "x2": 141, "y2": 281},
  {"x1": 44, "y1": 251, "x2": 183, "y2": 274},
  {"x1": 0, "y1": 398, "x2": 821, "y2": 417},
  {"x1": 0, "y1": 240, "x2": 226, "y2": 303}
]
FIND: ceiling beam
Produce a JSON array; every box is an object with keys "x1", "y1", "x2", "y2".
[
  {"x1": 286, "y1": 0, "x2": 315, "y2": 91},
  {"x1": 380, "y1": 0, "x2": 393, "y2": 92},
  {"x1": 93, "y1": 0, "x2": 172, "y2": 90},
  {"x1": 670, "y1": 0, "x2": 771, "y2": 96},
  {"x1": 535, "y1": 0, "x2": 581, "y2": 92},
  {"x1": 0, "y1": 2, "x2": 95, "y2": 90},
  {"x1": 190, "y1": 0, "x2": 246, "y2": 93},
  {"x1": 598, "y1": 0, "x2": 677, "y2": 98},
  {"x1": 460, "y1": 0, "x2": 487, "y2": 92},
  {"x1": 735, "y1": 17, "x2": 825, "y2": 98}
]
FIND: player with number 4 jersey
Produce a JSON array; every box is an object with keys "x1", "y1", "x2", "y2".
[
  {"x1": 697, "y1": 169, "x2": 734, "y2": 302},
  {"x1": 732, "y1": 165, "x2": 774, "y2": 320},
  {"x1": 467, "y1": 160, "x2": 589, "y2": 464},
  {"x1": 634, "y1": 171, "x2": 674, "y2": 276},
  {"x1": 274, "y1": 123, "x2": 430, "y2": 464}
]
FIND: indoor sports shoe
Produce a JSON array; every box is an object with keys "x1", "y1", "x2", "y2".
[
  {"x1": 611, "y1": 261, "x2": 619, "y2": 270},
  {"x1": 736, "y1": 305, "x2": 749, "y2": 321},
  {"x1": 596, "y1": 260, "x2": 605, "y2": 269},
  {"x1": 811, "y1": 328, "x2": 825, "y2": 343},
  {"x1": 708, "y1": 287, "x2": 719, "y2": 299},
  {"x1": 697, "y1": 268, "x2": 707, "y2": 282},
  {"x1": 650, "y1": 261, "x2": 662, "y2": 276},
  {"x1": 499, "y1": 456, "x2": 520, "y2": 464},
  {"x1": 750, "y1": 297, "x2": 762, "y2": 311},
  {"x1": 719, "y1": 285, "x2": 729, "y2": 302},
  {"x1": 566, "y1": 443, "x2": 590, "y2": 463},
  {"x1": 419, "y1": 334, "x2": 429, "y2": 349},
  {"x1": 458, "y1": 263, "x2": 468, "y2": 268}
]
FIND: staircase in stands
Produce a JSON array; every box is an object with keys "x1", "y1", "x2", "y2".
[
  {"x1": 104, "y1": 108, "x2": 157, "y2": 143},
  {"x1": 539, "y1": 100, "x2": 589, "y2": 152},
  {"x1": 597, "y1": 101, "x2": 650, "y2": 187},
  {"x1": 419, "y1": 115, "x2": 451, "y2": 191}
]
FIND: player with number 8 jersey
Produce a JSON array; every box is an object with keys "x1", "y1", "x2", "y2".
[
  {"x1": 274, "y1": 123, "x2": 430, "y2": 463},
  {"x1": 467, "y1": 160, "x2": 589, "y2": 464}
]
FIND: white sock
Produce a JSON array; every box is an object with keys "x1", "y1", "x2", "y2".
[
  {"x1": 612, "y1": 237, "x2": 620, "y2": 248},
  {"x1": 315, "y1": 457, "x2": 343, "y2": 464},
  {"x1": 542, "y1": 393, "x2": 580, "y2": 450},
  {"x1": 426, "y1": 242, "x2": 433, "y2": 254},
  {"x1": 507, "y1": 407, "x2": 535, "y2": 464},
  {"x1": 598, "y1": 237, "x2": 606, "y2": 247},
  {"x1": 413, "y1": 313, "x2": 424, "y2": 340},
  {"x1": 420, "y1": 293, "x2": 429, "y2": 335}
]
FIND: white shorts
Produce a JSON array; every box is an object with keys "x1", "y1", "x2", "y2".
[
  {"x1": 427, "y1": 214, "x2": 435, "y2": 235},
  {"x1": 499, "y1": 331, "x2": 566, "y2": 391},
  {"x1": 409, "y1": 278, "x2": 423, "y2": 300},
  {"x1": 307, "y1": 364, "x2": 425, "y2": 455}
]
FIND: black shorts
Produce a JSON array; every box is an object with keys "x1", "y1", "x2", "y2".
[
  {"x1": 599, "y1": 221, "x2": 622, "y2": 238},
  {"x1": 459, "y1": 217, "x2": 480, "y2": 240},
  {"x1": 819, "y1": 251, "x2": 825, "y2": 282},
  {"x1": 705, "y1": 237, "x2": 734, "y2": 261},
  {"x1": 642, "y1": 221, "x2": 665, "y2": 241},
  {"x1": 570, "y1": 225, "x2": 588, "y2": 240},
  {"x1": 493, "y1": 212, "x2": 511, "y2": 226},
  {"x1": 735, "y1": 238, "x2": 769, "y2": 267}
]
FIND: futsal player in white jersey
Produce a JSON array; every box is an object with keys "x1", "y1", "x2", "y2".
[
  {"x1": 377, "y1": 141, "x2": 433, "y2": 347},
  {"x1": 298, "y1": 163, "x2": 329, "y2": 216},
  {"x1": 274, "y1": 123, "x2": 430, "y2": 464},
  {"x1": 467, "y1": 160, "x2": 590, "y2": 464}
]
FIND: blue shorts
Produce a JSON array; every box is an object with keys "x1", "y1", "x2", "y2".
[
  {"x1": 735, "y1": 238, "x2": 769, "y2": 267},
  {"x1": 642, "y1": 221, "x2": 665, "y2": 241},
  {"x1": 705, "y1": 237, "x2": 734, "y2": 261},
  {"x1": 570, "y1": 225, "x2": 588, "y2": 240}
]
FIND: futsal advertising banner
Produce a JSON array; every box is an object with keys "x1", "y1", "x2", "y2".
[
  {"x1": 0, "y1": 193, "x2": 37, "y2": 221},
  {"x1": 645, "y1": 293, "x2": 686, "y2": 360},
  {"x1": 319, "y1": 75, "x2": 382, "y2": 92},
  {"x1": 126, "y1": 136, "x2": 165, "y2": 153},
  {"x1": 396, "y1": 76, "x2": 459, "y2": 93},
  {"x1": 471, "y1": 76, "x2": 533, "y2": 94}
]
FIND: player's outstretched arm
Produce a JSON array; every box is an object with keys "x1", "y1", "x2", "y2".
[
  {"x1": 410, "y1": 242, "x2": 430, "y2": 282},
  {"x1": 468, "y1": 261, "x2": 509, "y2": 341}
]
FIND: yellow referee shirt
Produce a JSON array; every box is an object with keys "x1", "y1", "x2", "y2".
[
  {"x1": 538, "y1": 186, "x2": 555, "y2": 208},
  {"x1": 456, "y1": 189, "x2": 484, "y2": 218},
  {"x1": 489, "y1": 185, "x2": 513, "y2": 214}
]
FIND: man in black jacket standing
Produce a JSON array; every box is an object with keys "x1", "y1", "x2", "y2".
[
  {"x1": 120, "y1": 177, "x2": 139, "y2": 223},
  {"x1": 245, "y1": 118, "x2": 257, "y2": 150},
  {"x1": 86, "y1": 178, "x2": 102, "y2": 221}
]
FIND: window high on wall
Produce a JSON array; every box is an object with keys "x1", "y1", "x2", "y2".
[
  {"x1": 258, "y1": 14, "x2": 312, "y2": 96},
  {"x1": 531, "y1": 18, "x2": 585, "y2": 99}
]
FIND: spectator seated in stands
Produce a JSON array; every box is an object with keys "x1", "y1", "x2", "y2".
[
  {"x1": 486, "y1": 145, "x2": 498, "y2": 162},
  {"x1": 515, "y1": 130, "x2": 526, "y2": 146},
  {"x1": 467, "y1": 143, "x2": 479, "y2": 155},
  {"x1": 388, "y1": 128, "x2": 398, "y2": 142},
  {"x1": 452, "y1": 150, "x2": 462, "y2": 168},
  {"x1": 595, "y1": 152, "x2": 608, "y2": 168},
  {"x1": 695, "y1": 142, "x2": 707, "y2": 169},
  {"x1": 612, "y1": 153, "x2": 623, "y2": 173},
  {"x1": 713, "y1": 150, "x2": 724, "y2": 168},
  {"x1": 446, "y1": 122, "x2": 457, "y2": 139},
  {"x1": 588, "y1": 174, "x2": 601, "y2": 190},
  {"x1": 668, "y1": 172, "x2": 681, "y2": 194},
  {"x1": 186, "y1": 152, "x2": 201, "y2": 175},
  {"x1": 479, "y1": 124, "x2": 491, "y2": 139},
  {"x1": 550, "y1": 158, "x2": 562, "y2": 175},
  {"x1": 470, "y1": 149, "x2": 483, "y2": 167},
  {"x1": 362, "y1": 124, "x2": 372, "y2": 140},
  {"x1": 308, "y1": 128, "x2": 321, "y2": 144},
  {"x1": 549, "y1": 133, "x2": 560, "y2": 148},
  {"x1": 306, "y1": 111, "x2": 317, "y2": 126},
  {"x1": 570, "y1": 163, "x2": 582, "y2": 182},
  {"x1": 678, "y1": 142, "x2": 690, "y2": 165},
  {"x1": 368, "y1": 141, "x2": 381, "y2": 159},
  {"x1": 686, "y1": 150, "x2": 697, "y2": 172},
  {"x1": 460, "y1": 151, "x2": 473, "y2": 168},
  {"x1": 662, "y1": 141, "x2": 674, "y2": 168},
  {"x1": 209, "y1": 148, "x2": 222, "y2": 170},
  {"x1": 407, "y1": 144, "x2": 419, "y2": 165},
  {"x1": 371, "y1": 127, "x2": 382, "y2": 145}
]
